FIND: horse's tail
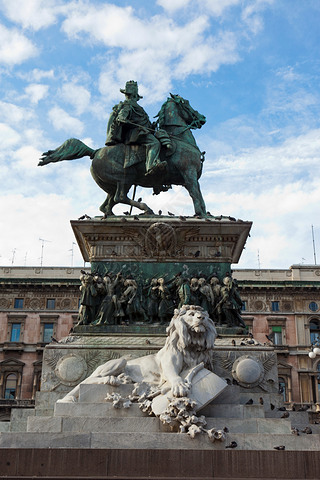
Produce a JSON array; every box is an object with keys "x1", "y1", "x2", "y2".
[{"x1": 38, "y1": 138, "x2": 96, "y2": 166}]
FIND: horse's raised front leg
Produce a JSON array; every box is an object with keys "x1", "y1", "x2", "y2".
[
  {"x1": 183, "y1": 172, "x2": 207, "y2": 217},
  {"x1": 114, "y1": 182, "x2": 154, "y2": 214}
]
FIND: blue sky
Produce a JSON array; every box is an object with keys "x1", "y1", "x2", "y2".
[{"x1": 1, "y1": 0, "x2": 320, "y2": 269}]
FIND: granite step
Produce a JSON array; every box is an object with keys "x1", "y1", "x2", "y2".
[
  {"x1": 54, "y1": 401, "x2": 149, "y2": 418},
  {"x1": 201, "y1": 403, "x2": 265, "y2": 418},
  {"x1": 27, "y1": 414, "x2": 292, "y2": 435},
  {"x1": 1, "y1": 430, "x2": 320, "y2": 451}
]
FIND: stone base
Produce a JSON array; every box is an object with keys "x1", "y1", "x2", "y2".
[{"x1": 1, "y1": 448, "x2": 320, "y2": 479}]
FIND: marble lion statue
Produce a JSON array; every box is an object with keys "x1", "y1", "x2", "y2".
[{"x1": 59, "y1": 305, "x2": 217, "y2": 403}]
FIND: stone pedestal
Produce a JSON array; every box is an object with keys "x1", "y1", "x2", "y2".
[{"x1": 71, "y1": 215, "x2": 252, "y2": 280}]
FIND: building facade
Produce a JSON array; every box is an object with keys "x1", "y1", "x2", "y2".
[
  {"x1": 0, "y1": 267, "x2": 81, "y2": 419},
  {"x1": 235, "y1": 265, "x2": 320, "y2": 407},
  {"x1": 0, "y1": 264, "x2": 319, "y2": 418}
]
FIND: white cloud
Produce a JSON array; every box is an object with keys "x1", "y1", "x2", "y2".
[
  {"x1": 48, "y1": 106, "x2": 84, "y2": 135},
  {"x1": 157, "y1": 0, "x2": 192, "y2": 13},
  {"x1": 0, "y1": 123, "x2": 21, "y2": 148},
  {"x1": 12, "y1": 145, "x2": 42, "y2": 171},
  {"x1": 61, "y1": 4, "x2": 242, "y2": 102},
  {"x1": 0, "y1": 101, "x2": 34, "y2": 126},
  {"x1": 202, "y1": 0, "x2": 241, "y2": 16},
  {"x1": 157, "y1": 0, "x2": 241, "y2": 15},
  {"x1": 25, "y1": 83, "x2": 49, "y2": 104},
  {"x1": 0, "y1": 24, "x2": 38, "y2": 65},
  {"x1": 20, "y1": 68, "x2": 55, "y2": 82},
  {"x1": 0, "y1": 0, "x2": 67, "y2": 30},
  {"x1": 207, "y1": 128, "x2": 320, "y2": 182},
  {"x1": 59, "y1": 82, "x2": 91, "y2": 115},
  {"x1": 0, "y1": 193, "x2": 84, "y2": 266}
]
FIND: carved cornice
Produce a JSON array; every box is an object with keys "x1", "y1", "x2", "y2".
[{"x1": 71, "y1": 217, "x2": 252, "y2": 264}]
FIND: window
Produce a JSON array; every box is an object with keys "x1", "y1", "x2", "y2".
[
  {"x1": 271, "y1": 301, "x2": 280, "y2": 312},
  {"x1": 310, "y1": 320, "x2": 320, "y2": 344},
  {"x1": 272, "y1": 326, "x2": 282, "y2": 345},
  {"x1": 278, "y1": 377, "x2": 287, "y2": 402},
  {"x1": 10, "y1": 323, "x2": 21, "y2": 342},
  {"x1": 46, "y1": 299, "x2": 56, "y2": 310},
  {"x1": 14, "y1": 298, "x2": 23, "y2": 309},
  {"x1": 242, "y1": 301, "x2": 247, "y2": 312},
  {"x1": 4, "y1": 374, "x2": 17, "y2": 399},
  {"x1": 309, "y1": 302, "x2": 318, "y2": 312},
  {"x1": 43, "y1": 323, "x2": 54, "y2": 343}
]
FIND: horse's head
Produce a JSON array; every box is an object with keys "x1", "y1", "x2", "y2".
[
  {"x1": 156, "y1": 94, "x2": 206, "y2": 130},
  {"x1": 169, "y1": 93, "x2": 206, "y2": 129}
]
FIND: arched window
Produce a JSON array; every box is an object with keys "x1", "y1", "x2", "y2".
[
  {"x1": 310, "y1": 319, "x2": 320, "y2": 344},
  {"x1": 4, "y1": 374, "x2": 17, "y2": 399},
  {"x1": 278, "y1": 377, "x2": 287, "y2": 402}
]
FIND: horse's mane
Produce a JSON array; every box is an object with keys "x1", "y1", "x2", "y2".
[{"x1": 154, "y1": 98, "x2": 170, "y2": 129}]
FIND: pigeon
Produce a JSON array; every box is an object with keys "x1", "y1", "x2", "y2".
[
  {"x1": 223, "y1": 427, "x2": 229, "y2": 433},
  {"x1": 298, "y1": 405, "x2": 310, "y2": 411},
  {"x1": 179, "y1": 215, "x2": 186, "y2": 221},
  {"x1": 168, "y1": 211, "x2": 175, "y2": 216},
  {"x1": 225, "y1": 441, "x2": 237, "y2": 449},
  {"x1": 245, "y1": 399, "x2": 253, "y2": 405},
  {"x1": 259, "y1": 397, "x2": 264, "y2": 405},
  {"x1": 281, "y1": 412, "x2": 289, "y2": 418},
  {"x1": 270, "y1": 403, "x2": 275, "y2": 410},
  {"x1": 274, "y1": 445, "x2": 285, "y2": 450},
  {"x1": 194, "y1": 250, "x2": 200, "y2": 257},
  {"x1": 145, "y1": 339, "x2": 151, "y2": 345},
  {"x1": 231, "y1": 339, "x2": 236, "y2": 346},
  {"x1": 133, "y1": 216, "x2": 140, "y2": 220},
  {"x1": 158, "y1": 210, "x2": 162, "y2": 215},
  {"x1": 137, "y1": 197, "x2": 142, "y2": 202},
  {"x1": 291, "y1": 427, "x2": 300, "y2": 436},
  {"x1": 278, "y1": 407, "x2": 287, "y2": 411},
  {"x1": 123, "y1": 211, "x2": 130, "y2": 216},
  {"x1": 78, "y1": 214, "x2": 91, "y2": 220},
  {"x1": 302, "y1": 427, "x2": 312, "y2": 434}
]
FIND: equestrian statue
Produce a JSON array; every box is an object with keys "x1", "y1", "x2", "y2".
[{"x1": 38, "y1": 81, "x2": 207, "y2": 217}]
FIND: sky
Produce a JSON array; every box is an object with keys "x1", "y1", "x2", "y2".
[{"x1": 1, "y1": 0, "x2": 320, "y2": 270}]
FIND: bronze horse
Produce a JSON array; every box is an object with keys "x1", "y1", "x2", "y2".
[{"x1": 38, "y1": 94, "x2": 207, "y2": 216}]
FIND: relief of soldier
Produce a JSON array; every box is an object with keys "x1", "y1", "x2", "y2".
[{"x1": 75, "y1": 270, "x2": 246, "y2": 329}]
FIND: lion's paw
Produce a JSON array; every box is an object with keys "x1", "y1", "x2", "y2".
[
  {"x1": 96, "y1": 375, "x2": 120, "y2": 386},
  {"x1": 171, "y1": 380, "x2": 190, "y2": 397}
]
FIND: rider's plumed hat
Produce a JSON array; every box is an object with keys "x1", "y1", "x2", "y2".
[{"x1": 120, "y1": 80, "x2": 143, "y2": 99}]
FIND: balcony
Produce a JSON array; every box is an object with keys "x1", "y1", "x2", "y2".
[{"x1": 2, "y1": 342, "x2": 25, "y2": 353}]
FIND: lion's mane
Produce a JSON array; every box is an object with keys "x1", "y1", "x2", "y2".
[{"x1": 163, "y1": 305, "x2": 217, "y2": 369}]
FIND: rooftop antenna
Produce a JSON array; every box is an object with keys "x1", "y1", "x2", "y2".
[
  {"x1": 39, "y1": 238, "x2": 51, "y2": 267},
  {"x1": 311, "y1": 225, "x2": 317, "y2": 265},
  {"x1": 11, "y1": 248, "x2": 16, "y2": 266},
  {"x1": 69, "y1": 242, "x2": 76, "y2": 267},
  {"x1": 257, "y1": 249, "x2": 261, "y2": 269}
]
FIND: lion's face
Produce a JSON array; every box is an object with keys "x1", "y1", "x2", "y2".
[
  {"x1": 166, "y1": 306, "x2": 217, "y2": 365},
  {"x1": 183, "y1": 309, "x2": 210, "y2": 334}
]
